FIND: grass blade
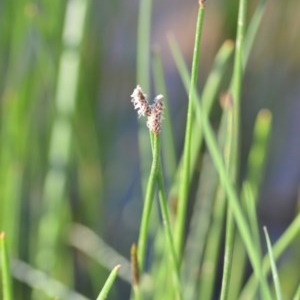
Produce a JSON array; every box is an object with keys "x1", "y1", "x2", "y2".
[
  {"x1": 156, "y1": 168, "x2": 182, "y2": 300},
  {"x1": 96, "y1": 265, "x2": 121, "y2": 300},
  {"x1": 1, "y1": 232, "x2": 13, "y2": 300},
  {"x1": 246, "y1": 109, "x2": 272, "y2": 197},
  {"x1": 35, "y1": 0, "x2": 89, "y2": 273},
  {"x1": 240, "y1": 213, "x2": 300, "y2": 299},
  {"x1": 243, "y1": 0, "x2": 268, "y2": 67},
  {"x1": 11, "y1": 259, "x2": 89, "y2": 300},
  {"x1": 68, "y1": 223, "x2": 131, "y2": 283},
  {"x1": 174, "y1": 1, "x2": 206, "y2": 260},
  {"x1": 168, "y1": 36, "x2": 234, "y2": 213},
  {"x1": 197, "y1": 104, "x2": 233, "y2": 300},
  {"x1": 263, "y1": 226, "x2": 283, "y2": 300},
  {"x1": 137, "y1": 134, "x2": 161, "y2": 272}
]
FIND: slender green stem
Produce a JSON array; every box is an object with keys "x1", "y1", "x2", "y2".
[
  {"x1": 198, "y1": 107, "x2": 233, "y2": 300},
  {"x1": 240, "y1": 213, "x2": 300, "y2": 299},
  {"x1": 10, "y1": 259, "x2": 89, "y2": 300},
  {"x1": 246, "y1": 109, "x2": 272, "y2": 198},
  {"x1": 242, "y1": 183, "x2": 262, "y2": 256},
  {"x1": 220, "y1": 0, "x2": 247, "y2": 298},
  {"x1": 243, "y1": 0, "x2": 267, "y2": 67},
  {"x1": 220, "y1": 210, "x2": 235, "y2": 300},
  {"x1": 96, "y1": 265, "x2": 121, "y2": 300},
  {"x1": 174, "y1": 1, "x2": 205, "y2": 261},
  {"x1": 137, "y1": 134, "x2": 160, "y2": 272},
  {"x1": 1, "y1": 232, "x2": 13, "y2": 300},
  {"x1": 156, "y1": 169, "x2": 182, "y2": 300},
  {"x1": 219, "y1": 102, "x2": 235, "y2": 300},
  {"x1": 168, "y1": 37, "x2": 234, "y2": 205},
  {"x1": 35, "y1": 0, "x2": 88, "y2": 273},
  {"x1": 197, "y1": 99, "x2": 271, "y2": 300},
  {"x1": 263, "y1": 227, "x2": 282, "y2": 300}
]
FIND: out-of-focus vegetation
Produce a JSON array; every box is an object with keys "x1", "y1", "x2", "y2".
[{"x1": 0, "y1": 0, "x2": 300, "y2": 299}]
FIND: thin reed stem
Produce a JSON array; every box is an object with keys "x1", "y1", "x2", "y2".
[
  {"x1": 174, "y1": 1, "x2": 206, "y2": 261},
  {"x1": 137, "y1": 134, "x2": 160, "y2": 272},
  {"x1": 96, "y1": 265, "x2": 121, "y2": 300},
  {"x1": 0, "y1": 232, "x2": 13, "y2": 300},
  {"x1": 220, "y1": 0, "x2": 247, "y2": 298},
  {"x1": 156, "y1": 168, "x2": 182, "y2": 300}
]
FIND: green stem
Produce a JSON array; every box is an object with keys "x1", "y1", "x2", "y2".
[
  {"x1": 156, "y1": 169, "x2": 182, "y2": 300},
  {"x1": 240, "y1": 213, "x2": 300, "y2": 299},
  {"x1": 174, "y1": 1, "x2": 205, "y2": 261},
  {"x1": 137, "y1": 134, "x2": 160, "y2": 272},
  {"x1": 0, "y1": 232, "x2": 13, "y2": 300},
  {"x1": 263, "y1": 227, "x2": 282, "y2": 300},
  {"x1": 96, "y1": 265, "x2": 121, "y2": 300},
  {"x1": 220, "y1": 0, "x2": 247, "y2": 298}
]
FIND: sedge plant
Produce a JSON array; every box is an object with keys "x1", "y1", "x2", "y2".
[{"x1": 1, "y1": 0, "x2": 300, "y2": 299}]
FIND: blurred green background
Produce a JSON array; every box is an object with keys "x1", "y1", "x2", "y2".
[{"x1": 0, "y1": 0, "x2": 300, "y2": 299}]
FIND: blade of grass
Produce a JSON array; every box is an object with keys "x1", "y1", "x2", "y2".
[
  {"x1": 168, "y1": 36, "x2": 234, "y2": 210},
  {"x1": 197, "y1": 102, "x2": 233, "y2": 300},
  {"x1": 68, "y1": 223, "x2": 131, "y2": 283},
  {"x1": 220, "y1": 0, "x2": 272, "y2": 299},
  {"x1": 197, "y1": 72, "x2": 272, "y2": 300},
  {"x1": 10, "y1": 259, "x2": 89, "y2": 300},
  {"x1": 263, "y1": 226, "x2": 283, "y2": 300},
  {"x1": 240, "y1": 213, "x2": 300, "y2": 299},
  {"x1": 243, "y1": 0, "x2": 268, "y2": 67},
  {"x1": 137, "y1": 133, "x2": 160, "y2": 272},
  {"x1": 1, "y1": 232, "x2": 13, "y2": 300},
  {"x1": 226, "y1": 109, "x2": 272, "y2": 300},
  {"x1": 227, "y1": 110, "x2": 272, "y2": 299},
  {"x1": 156, "y1": 168, "x2": 182, "y2": 300},
  {"x1": 229, "y1": 110, "x2": 271, "y2": 299},
  {"x1": 0, "y1": 0, "x2": 35, "y2": 255},
  {"x1": 35, "y1": 0, "x2": 88, "y2": 272},
  {"x1": 219, "y1": 0, "x2": 248, "y2": 298},
  {"x1": 246, "y1": 109, "x2": 272, "y2": 197},
  {"x1": 166, "y1": 37, "x2": 233, "y2": 299},
  {"x1": 96, "y1": 265, "x2": 121, "y2": 300},
  {"x1": 242, "y1": 183, "x2": 262, "y2": 255},
  {"x1": 183, "y1": 152, "x2": 219, "y2": 299},
  {"x1": 174, "y1": 1, "x2": 206, "y2": 261},
  {"x1": 173, "y1": 25, "x2": 272, "y2": 300},
  {"x1": 219, "y1": 98, "x2": 235, "y2": 300}
]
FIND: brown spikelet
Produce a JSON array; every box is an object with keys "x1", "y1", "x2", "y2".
[
  {"x1": 130, "y1": 243, "x2": 139, "y2": 286},
  {"x1": 146, "y1": 94, "x2": 164, "y2": 135},
  {"x1": 130, "y1": 86, "x2": 164, "y2": 135},
  {"x1": 131, "y1": 85, "x2": 151, "y2": 117}
]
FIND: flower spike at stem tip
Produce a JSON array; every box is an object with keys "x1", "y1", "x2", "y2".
[
  {"x1": 131, "y1": 85, "x2": 164, "y2": 135},
  {"x1": 131, "y1": 85, "x2": 152, "y2": 117}
]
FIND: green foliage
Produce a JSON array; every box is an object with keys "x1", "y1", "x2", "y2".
[{"x1": 0, "y1": 0, "x2": 299, "y2": 300}]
